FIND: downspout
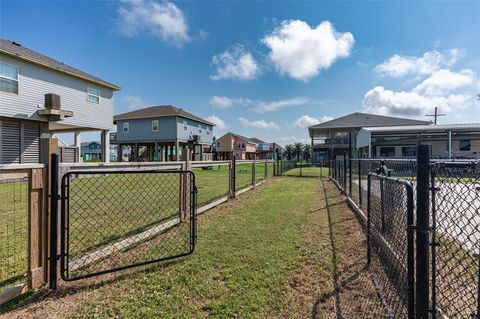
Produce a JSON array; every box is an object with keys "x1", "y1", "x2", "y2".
[{"x1": 448, "y1": 130, "x2": 452, "y2": 158}]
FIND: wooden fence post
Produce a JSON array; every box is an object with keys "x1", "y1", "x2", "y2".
[{"x1": 28, "y1": 168, "x2": 46, "y2": 288}]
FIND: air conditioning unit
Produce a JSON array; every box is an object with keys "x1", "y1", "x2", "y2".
[{"x1": 45, "y1": 93, "x2": 61, "y2": 110}]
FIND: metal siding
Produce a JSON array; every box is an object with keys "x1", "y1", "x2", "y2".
[
  {"x1": 0, "y1": 54, "x2": 114, "y2": 130},
  {"x1": 116, "y1": 117, "x2": 178, "y2": 142}
]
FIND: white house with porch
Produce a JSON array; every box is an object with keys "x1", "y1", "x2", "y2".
[{"x1": 0, "y1": 38, "x2": 120, "y2": 165}]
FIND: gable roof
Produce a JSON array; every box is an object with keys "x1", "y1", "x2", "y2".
[
  {"x1": 248, "y1": 137, "x2": 267, "y2": 144},
  {"x1": 0, "y1": 39, "x2": 120, "y2": 90},
  {"x1": 113, "y1": 105, "x2": 215, "y2": 126},
  {"x1": 219, "y1": 132, "x2": 257, "y2": 144},
  {"x1": 308, "y1": 112, "x2": 431, "y2": 130}
]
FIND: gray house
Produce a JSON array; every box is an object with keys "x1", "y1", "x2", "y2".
[
  {"x1": 113, "y1": 105, "x2": 214, "y2": 161},
  {"x1": 0, "y1": 39, "x2": 120, "y2": 164},
  {"x1": 308, "y1": 112, "x2": 430, "y2": 161},
  {"x1": 309, "y1": 112, "x2": 480, "y2": 159}
]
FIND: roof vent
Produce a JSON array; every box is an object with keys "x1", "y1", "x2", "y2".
[{"x1": 11, "y1": 41, "x2": 22, "y2": 47}]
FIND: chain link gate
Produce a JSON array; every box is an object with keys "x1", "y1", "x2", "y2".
[{"x1": 50, "y1": 155, "x2": 197, "y2": 286}]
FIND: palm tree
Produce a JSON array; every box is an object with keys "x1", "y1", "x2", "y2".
[
  {"x1": 303, "y1": 144, "x2": 312, "y2": 161},
  {"x1": 284, "y1": 144, "x2": 294, "y2": 160},
  {"x1": 294, "y1": 142, "x2": 303, "y2": 161}
]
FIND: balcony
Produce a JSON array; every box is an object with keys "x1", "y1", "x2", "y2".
[{"x1": 313, "y1": 137, "x2": 354, "y2": 148}]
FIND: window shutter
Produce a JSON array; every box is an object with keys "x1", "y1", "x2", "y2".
[
  {"x1": 1, "y1": 118, "x2": 21, "y2": 164},
  {"x1": 22, "y1": 121, "x2": 40, "y2": 163}
]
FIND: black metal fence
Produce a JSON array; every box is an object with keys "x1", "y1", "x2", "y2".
[
  {"x1": 330, "y1": 152, "x2": 480, "y2": 319},
  {"x1": 367, "y1": 173, "x2": 415, "y2": 318},
  {"x1": 49, "y1": 160, "x2": 197, "y2": 285},
  {"x1": 276, "y1": 160, "x2": 329, "y2": 177}
]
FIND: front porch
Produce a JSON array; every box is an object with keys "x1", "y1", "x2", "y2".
[{"x1": 114, "y1": 140, "x2": 209, "y2": 162}]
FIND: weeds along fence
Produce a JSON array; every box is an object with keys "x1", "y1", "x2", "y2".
[
  {"x1": 330, "y1": 152, "x2": 480, "y2": 319},
  {"x1": 0, "y1": 158, "x2": 276, "y2": 304}
]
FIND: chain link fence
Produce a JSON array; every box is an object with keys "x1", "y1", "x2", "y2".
[
  {"x1": 331, "y1": 156, "x2": 480, "y2": 319},
  {"x1": 60, "y1": 170, "x2": 196, "y2": 281},
  {"x1": 0, "y1": 174, "x2": 29, "y2": 292}
]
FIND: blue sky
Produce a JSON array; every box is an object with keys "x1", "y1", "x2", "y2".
[{"x1": 1, "y1": 0, "x2": 479, "y2": 144}]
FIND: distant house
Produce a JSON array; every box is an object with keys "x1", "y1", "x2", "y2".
[
  {"x1": 0, "y1": 39, "x2": 120, "y2": 164},
  {"x1": 249, "y1": 138, "x2": 283, "y2": 160},
  {"x1": 309, "y1": 112, "x2": 480, "y2": 159},
  {"x1": 113, "y1": 105, "x2": 214, "y2": 161},
  {"x1": 216, "y1": 132, "x2": 257, "y2": 160},
  {"x1": 81, "y1": 141, "x2": 102, "y2": 161}
]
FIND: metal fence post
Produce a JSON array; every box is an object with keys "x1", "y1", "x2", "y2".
[
  {"x1": 358, "y1": 159, "x2": 362, "y2": 206},
  {"x1": 349, "y1": 132, "x2": 353, "y2": 197},
  {"x1": 231, "y1": 157, "x2": 236, "y2": 199},
  {"x1": 343, "y1": 152, "x2": 347, "y2": 193},
  {"x1": 252, "y1": 159, "x2": 256, "y2": 188},
  {"x1": 416, "y1": 144, "x2": 430, "y2": 319},
  {"x1": 406, "y1": 182, "x2": 415, "y2": 319},
  {"x1": 265, "y1": 160, "x2": 268, "y2": 179},
  {"x1": 49, "y1": 153, "x2": 59, "y2": 289},
  {"x1": 367, "y1": 174, "x2": 371, "y2": 265}
]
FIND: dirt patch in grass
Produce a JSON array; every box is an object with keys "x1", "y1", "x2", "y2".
[{"x1": 274, "y1": 178, "x2": 383, "y2": 318}]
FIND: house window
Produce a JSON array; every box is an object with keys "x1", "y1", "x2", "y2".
[
  {"x1": 207, "y1": 131, "x2": 210, "y2": 135},
  {"x1": 217, "y1": 142, "x2": 220, "y2": 147},
  {"x1": 199, "y1": 129, "x2": 202, "y2": 134},
  {"x1": 152, "y1": 120, "x2": 159, "y2": 131},
  {"x1": 184, "y1": 126, "x2": 188, "y2": 131},
  {"x1": 401, "y1": 146, "x2": 416, "y2": 157},
  {"x1": 123, "y1": 122, "x2": 129, "y2": 133},
  {"x1": 87, "y1": 87, "x2": 100, "y2": 103},
  {"x1": 380, "y1": 146, "x2": 396, "y2": 157},
  {"x1": 0, "y1": 62, "x2": 19, "y2": 94},
  {"x1": 459, "y1": 140, "x2": 471, "y2": 151}
]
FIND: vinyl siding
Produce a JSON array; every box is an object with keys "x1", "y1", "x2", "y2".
[
  {"x1": 176, "y1": 116, "x2": 213, "y2": 144},
  {"x1": 0, "y1": 54, "x2": 114, "y2": 130},
  {"x1": 116, "y1": 117, "x2": 178, "y2": 142}
]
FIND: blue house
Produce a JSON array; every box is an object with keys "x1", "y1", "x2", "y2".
[
  {"x1": 113, "y1": 105, "x2": 214, "y2": 161},
  {"x1": 81, "y1": 141, "x2": 102, "y2": 161}
]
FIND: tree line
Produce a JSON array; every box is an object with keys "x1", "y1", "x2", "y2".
[{"x1": 283, "y1": 143, "x2": 312, "y2": 161}]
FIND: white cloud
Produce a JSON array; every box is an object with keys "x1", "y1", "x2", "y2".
[
  {"x1": 209, "y1": 96, "x2": 251, "y2": 109},
  {"x1": 374, "y1": 49, "x2": 464, "y2": 78},
  {"x1": 206, "y1": 115, "x2": 227, "y2": 130},
  {"x1": 262, "y1": 20, "x2": 354, "y2": 81},
  {"x1": 294, "y1": 115, "x2": 333, "y2": 128},
  {"x1": 211, "y1": 44, "x2": 260, "y2": 80},
  {"x1": 238, "y1": 117, "x2": 279, "y2": 130},
  {"x1": 279, "y1": 136, "x2": 309, "y2": 145},
  {"x1": 363, "y1": 86, "x2": 471, "y2": 118},
  {"x1": 414, "y1": 69, "x2": 476, "y2": 95},
  {"x1": 252, "y1": 97, "x2": 310, "y2": 113},
  {"x1": 123, "y1": 95, "x2": 149, "y2": 110},
  {"x1": 117, "y1": 0, "x2": 189, "y2": 46}
]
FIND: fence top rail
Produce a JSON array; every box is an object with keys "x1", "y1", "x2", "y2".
[
  {"x1": 59, "y1": 161, "x2": 183, "y2": 168},
  {"x1": 191, "y1": 160, "x2": 230, "y2": 167},
  {"x1": 0, "y1": 163, "x2": 45, "y2": 170},
  {"x1": 236, "y1": 160, "x2": 255, "y2": 164},
  {"x1": 367, "y1": 172, "x2": 414, "y2": 188}
]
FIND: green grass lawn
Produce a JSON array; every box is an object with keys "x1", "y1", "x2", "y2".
[
  {"x1": 284, "y1": 166, "x2": 329, "y2": 177},
  {"x1": 0, "y1": 179, "x2": 29, "y2": 292},
  {"x1": 58, "y1": 177, "x2": 318, "y2": 318},
  {"x1": 0, "y1": 163, "x2": 273, "y2": 290}
]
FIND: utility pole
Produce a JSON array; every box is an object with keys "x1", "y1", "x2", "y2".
[{"x1": 426, "y1": 107, "x2": 445, "y2": 125}]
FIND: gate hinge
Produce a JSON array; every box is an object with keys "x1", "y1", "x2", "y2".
[{"x1": 193, "y1": 186, "x2": 198, "y2": 194}]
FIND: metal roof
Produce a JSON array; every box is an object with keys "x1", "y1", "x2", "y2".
[
  {"x1": 308, "y1": 112, "x2": 431, "y2": 130},
  {"x1": 364, "y1": 123, "x2": 480, "y2": 132},
  {"x1": 113, "y1": 105, "x2": 215, "y2": 126},
  {"x1": 0, "y1": 39, "x2": 120, "y2": 90}
]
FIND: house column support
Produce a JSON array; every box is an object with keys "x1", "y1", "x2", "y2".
[
  {"x1": 134, "y1": 143, "x2": 138, "y2": 162},
  {"x1": 175, "y1": 140, "x2": 179, "y2": 161},
  {"x1": 154, "y1": 142, "x2": 159, "y2": 161},
  {"x1": 74, "y1": 131, "x2": 81, "y2": 162},
  {"x1": 448, "y1": 130, "x2": 452, "y2": 158},
  {"x1": 101, "y1": 130, "x2": 110, "y2": 163},
  {"x1": 117, "y1": 144, "x2": 122, "y2": 162}
]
